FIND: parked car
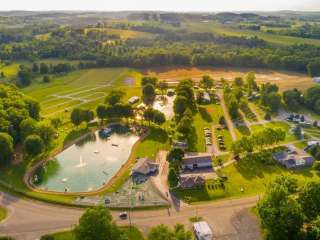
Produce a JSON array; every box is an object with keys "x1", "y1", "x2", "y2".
[{"x1": 119, "y1": 212, "x2": 128, "y2": 219}]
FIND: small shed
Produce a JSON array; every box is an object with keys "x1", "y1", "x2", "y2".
[
  {"x1": 193, "y1": 221, "x2": 213, "y2": 240},
  {"x1": 128, "y1": 96, "x2": 139, "y2": 104}
]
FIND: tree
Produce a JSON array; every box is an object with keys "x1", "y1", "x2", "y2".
[
  {"x1": 234, "y1": 77, "x2": 244, "y2": 87},
  {"x1": 74, "y1": 206, "x2": 120, "y2": 240},
  {"x1": 40, "y1": 63, "x2": 49, "y2": 74},
  {"x1": 148, "y1": 225, "x2": 175, "y2": 240},
  {"x1": 167, "y1": 148, "x2": 184, "y2": 163},
  {"x1": 141, "y1": 77, "x2": 157, "y2": 86},
  {"x1": 298, "y1": 182, "x2": 320, "y2": 221},
  {"x1": 24, "y1": 135, "x2": 44, "y2": 156},
  {"x1": 283, "y1": 89, "x2": 303, "y2": 111},
  {"x1": 18, "y1": 66, "x2": 32, "y2": 86},
  {"x1": 32, "y1": 63, "x2": 39, "y2": 73},
  {"x1": 219, "y1": 116, "x2": 226, "y2": 126},
  {"x1": 246, "y1": 72, "x2": 258, "y2": 91},
  {"x1": 25, "y1": 98, "x2": 40, "y2": 120},
  {"x1": 153, "y1": 110, "x2": 166, "y2": 125},
  {"x1": 174, "y1": 96, "x2": 188, "y2": 117},
  {"x1": 19, "y1": 118, "x2": 38, "y2": 140},
  {"x1": 71, "y1": 108, "x2": 83, "y2": 126},
  {"x1": 200, "y1": 75, "x2": 214, "y2": 90},
  {"x1": 82, "y1": 109, "x2": 95, "y2": 123},
  {"x1": 143, "y1": 84, "x2": 156, "y2": 104},
  {"x1": 177, "y1": 115, "x2": 192, "y2": 137},
  {"x1": 168, "y1": 168, "x2": 179, "y2": 187},
  {"x1": 143, "y1": 108, "x2": 155, "y2": 126},
  {"x1": 293, "y1": 125, "x2": 303, "y2": 140},
  {"x1": 0, "y1": 133, "x2": 13, "y2": 165},
  {"x1": 96, "y1": 104, "x2": 108, "y2": 122},
  {"x1": 307, "y1": 61, "x2": 320, "y2": 77},
  {"x1": 158, "y1": 81, "x2": 168, "y2": 96},
  {"x1": 105, "y1": 90, "x2": 125, "y2": 106},
  {"x1": 257, "y1": 179, "x2": 304, "y2": 240},
  {"x1": 42, "y1": 75, "x2": 51, "y2": 83},
  {"x1": 38, "y1": 123, "x2": 55, "y2": 146}
]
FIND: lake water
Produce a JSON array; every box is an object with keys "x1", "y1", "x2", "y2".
[{"x1": 34, "y1": 128, "x2": 139, "y2": 192}]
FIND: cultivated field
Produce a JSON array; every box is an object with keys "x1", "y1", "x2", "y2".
[{"x1": 144, "y1": 67, "x2": 315, "y2": 91}]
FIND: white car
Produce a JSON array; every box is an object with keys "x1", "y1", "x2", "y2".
[{"x1": 193, "y1": 221, "x2": 213, "y2": 240}]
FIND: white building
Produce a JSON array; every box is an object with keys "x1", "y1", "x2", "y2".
[
  {"x1": 181, "y1": 152, "x2": 213, "y2": 170},
  {"x1": 193, "y1": 221, "x2": 213, "y2": 240},
  {"x1": 314, "y1": 77, "x2": 320, "y2": 84}
]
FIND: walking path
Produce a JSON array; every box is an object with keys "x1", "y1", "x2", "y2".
[{"x1": 218, "y1": 91, "x2": 237, "y2": 141}]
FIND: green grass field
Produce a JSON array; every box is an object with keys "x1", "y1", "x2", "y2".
[
  {"x1": 23, "y1": 68, "x2": 141, "y2": 118},
  {"x1": 0, "y1": 206, "x2": 7, "y2": 222},
  {"x1": 42, "y1": 226, "x2": 144, "y2": 240},
  {"x1": 0, "y1": 63, "x2": 20, "y2": 79},
  {"x1": 184, "y1": 21, "x2": 320, "y2": 46},
  {"x1": 176, "y1": 156, "x2": 320, "y2": 202}
]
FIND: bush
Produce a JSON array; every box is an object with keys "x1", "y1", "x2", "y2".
[{"x1": 40, "y1": 235, "x2": 54, "y2": 240}]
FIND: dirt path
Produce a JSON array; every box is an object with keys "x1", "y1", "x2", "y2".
[
  {"x1": 150, "y1": 151, "x2": 186, "y2": 210},
  {"x1": 218, "y1": 91, "x2": 237, "y2": 141}
]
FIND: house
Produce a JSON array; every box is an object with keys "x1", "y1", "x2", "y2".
[
  {"x1": 173, "y1": 140, "x2": 188, "y2": 150},
  {"x1": 307, "y1": 141, "x2": 320, "y2": 147},
  {"x1": 193, "y1": 221, "x2": 213, "y2": 240},
  {"x1": 181, "y1": 152, "x2": 213, "y2": 170},
  {"x1": 273, "y1": 149, "x2": 314, "y2": 169},
  {"x1": 128, "y1": 96, "x2": 139, "y2": 104},
  {"x1": 132, "y1": 158, "x2": 158, "y2": 176},
  {"x1": 179, "y1": 175, "x2": 205, "y2": 189},
  {"x1": 202, "y1": 92, "x2": 211, "y2": 103},
  {"x1": 314, "y1": 77, "x2": 320, "y2": 84}
]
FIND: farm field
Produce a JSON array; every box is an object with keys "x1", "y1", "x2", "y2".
[
  {"x1": 183, "y1": 21, "x2": 320, "y2": 46},
  {"x1": 23, "y1": 68, "x2": 141, "y2": 117},
  {"x1": 144, "y1": 67, "x2": 314, "y2": 91},
  {"x1": 84, "y1": 27, "x2": 154, "y2": 39}
]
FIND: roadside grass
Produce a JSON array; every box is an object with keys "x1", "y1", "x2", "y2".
[
  {"x1": 176, "y1": 157, "x2": 320, "y2": 202},
  {"x1": 41, "y1": 226, "x2": 144, "y2": 240},
  {"x1": 251, "y1": 121, "x2": 296, "y2": 143},
  {"x1": 0, "y1": 206, "x2": 7, "y2": 222}
]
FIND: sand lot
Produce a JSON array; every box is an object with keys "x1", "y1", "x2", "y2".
[{"x1": 143, "y1": 67, "x2": 315, "y2": 91}]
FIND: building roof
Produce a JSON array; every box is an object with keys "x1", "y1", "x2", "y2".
[
  {"x1": 193, "y1": 221, "x2": 213, "y2": 239},
  {"x1": 128, "y1": 96, "x2": 139, "y2": 104},
  {"x1": 179, "y1": 175, "x2": 205, "y2": 188},
  {"x1": 182, "y1": 152, "x2": 213, "y2": 166},
  {"x1": 132, "y1": 158, "x2": 158, "y2": 176}
]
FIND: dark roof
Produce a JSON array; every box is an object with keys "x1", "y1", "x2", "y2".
[
  {"x1": 182, "y1": 153, "x2": 212, "y2": 166},
  {"x1": 132, "y1": 158, "x2": 158, "y2": 175},
  {"x1": 179, "y1": 175, "x2": 205, "y2": 189}
]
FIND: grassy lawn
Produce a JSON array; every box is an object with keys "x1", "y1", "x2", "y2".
[
  {"x1": 251, "y1": 121, "x2": 296, "y2": 143},
  {"x1": 215, "y1": 127, "x2": 233, "y2": 151},
  {"x1": 0, "y1": 63, "x2": 20, "y2": 79},
  {"x1": 0, "y1": 206, "x2": 7, "y2": 222},
  {"x1": 191, "y1": 105, "x2": 214, "y2": 152},
  {"x1": 248, "y1": 103, "x2": 266, "y2": 121},
  {"x1": 176, "y1": 157, "x2": 320, "y2": 202},
  {"x1": 22, "y1": 68, "x2": 140, "y2": 118},
  {"x1": 41, "y1": 226, "x2": 144, "y2": 240}
]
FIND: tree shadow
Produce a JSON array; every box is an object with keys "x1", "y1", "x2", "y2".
[
  {"x1": 63, "y1": 127, "x2": 91, "y2": 147},
  {"x1": 187, "y1": 126, "x2": 198, "y2": 152},
  {"x1": 198, "y1": 107, "x2": 213, "y2": 123},
  {"x1": 141, "y1": 127, "x2": 168, "y2": 144}
]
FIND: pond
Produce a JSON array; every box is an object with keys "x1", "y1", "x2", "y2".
[{"x1": 33, "y1": 126, "x2": 139, "y2": 192}]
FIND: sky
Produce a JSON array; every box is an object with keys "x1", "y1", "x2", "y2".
[{"x1": 0, "y1": 0, "x2": 319, "y2": 12}]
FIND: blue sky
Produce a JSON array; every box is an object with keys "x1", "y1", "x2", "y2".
[{"x1": 0, "y1": 0, "x2": 319, "y2": 11}]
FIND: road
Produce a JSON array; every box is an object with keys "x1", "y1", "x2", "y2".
[{"x1": 0, "y1": 192, "x2": 261, "y2": 240}]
